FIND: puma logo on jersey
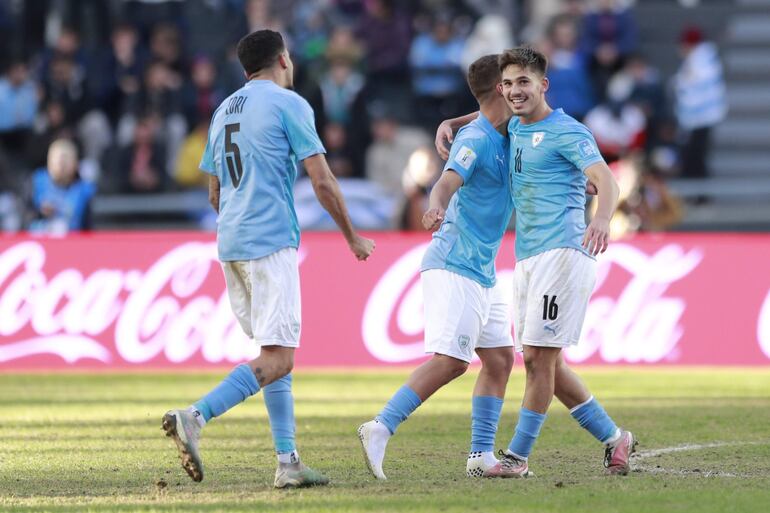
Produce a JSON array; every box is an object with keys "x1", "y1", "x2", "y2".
[
  {"x1": 454, "y1": 146, "x2": 477, "y2": 170},
  {"x1": 532, "y1": 132, "x2": 545, "y2": 147}
]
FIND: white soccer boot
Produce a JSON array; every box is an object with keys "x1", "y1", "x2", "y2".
[
  {"x1": 466, "y1": 451, "x2": 501, "y2": 477},
  {"x1": 274, "y1": 461, "x2": 330, "y2": 488},
  {"x1": 162, "y1": 409, "x2": 204, "y2": 482},
  {"x1": 357, "y1": 419, "x2": 391, "y2": 480}
]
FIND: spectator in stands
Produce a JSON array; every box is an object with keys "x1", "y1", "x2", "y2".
[
  {"x1": 149, "y1": 23, "x2": 188, "y2": 82},
  {"x1": 580, "y1": 0, "x2": 638, "y2": 101},
  {"x1": 583, "y1": 73, "x2": 646, "y2": 162},
  {"x1": 409, "y1": 12, "x2": 468, "y2": 130},
  {"x1": 174, "y1": 118, "x2": 208, "y2": 189},
  {"x1": 25, "y1": 101, "x2": 74, "y2": 170},
  {"x1": 183, "y1": 55, "x2": 224, "y2": 129},
  {"x1": 399, "y1": 146, "x2": 440, "y2": 230},
  {"x1": 542, "y1": 14, "x2": 595, "y2": 120},
  {"x1": 112, "y1": 113, "x2": 168, "y2": 194},
  {"x1": 365, "y1": 103, "x2": 432, "y2": 226},
  {"x1": 460, "y1": 14, "x2": 514, "y2": 73},
  {"x1": 323, "y1": 122, "x2": 356, "y2": 178},
  {"x1": 93, "y1": 23, "x2": 147, "y2": 127},
  {"x1": 325, "y1": 25, "x2": 363, "y2": 67},
  {"x1": 38, "y1": 26, "x2": 89, "y2": 87},
  {"x1": 609, "y1": 53, "x2": 677, "y2": 163},
  {"x1": 118, "y1": 60, "x2": 186, "y2": 175},
  {"x1": 674, "y1": 26, "x2": 726, "y2": 179},
  {"x1": 320, "y1": 52, "x2": 364, "y2": 127},
  {"x1": 355, "y1": 0, "x2": 411, "y2": 98},
  {"x1": 0, "y1": 59, "x2": 38, "y2": 154},
  {"x1": 29, "y1": 138, "x2": 95, "y2": 234}
]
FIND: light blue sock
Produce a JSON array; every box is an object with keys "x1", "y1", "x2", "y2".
[
  {"x1": 376, "y1": 385, "x2": 422, "y2": 435},
  {"x1": 570, "y1": 396, "x2": 619, "y2": 444},
  {"x1": 507, "y1": 408, "x2": 547, "y2": 459},
  {"x1": 471, "y1": 396, "x2": 504, "y2": 452},
  {"x1": 263, "y1": 373, "x2": 296, "y2": 453},
  {"x1": 193, "y1": 363, "x2": 260, "y2": 421}
]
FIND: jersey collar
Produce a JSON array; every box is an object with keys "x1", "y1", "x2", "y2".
[{"x1": 476, "y1": 112, "x2": 507, "y2": 144}]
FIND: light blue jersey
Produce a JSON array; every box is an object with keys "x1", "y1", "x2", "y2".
[
  {"x1": 421, "y1": 113, "x2": 513, "y2": 288},
  {"x1": 508, "y1": 108, "x2": 604, "y2": 262},
  {"x1": 200, "y1": 80, "x2": 325, "y2": 261}
]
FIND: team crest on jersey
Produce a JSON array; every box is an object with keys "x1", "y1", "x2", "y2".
[
  {"x1": 577, "y1": 139, "x2": 597, "y2": 158},
  {"x1": 454, "y1": 146, "x2": 477, "y2": 170},
  {"x1": 457, "y1": 335, "x2": 470, "y2": 349},
  {"x1": 532, "y1": 132, "x2": 545, "y2": 147}
]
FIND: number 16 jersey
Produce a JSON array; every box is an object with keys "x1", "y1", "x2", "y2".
[{"x1": 200, "y1": 79, "x2": 326, "y2": 262}]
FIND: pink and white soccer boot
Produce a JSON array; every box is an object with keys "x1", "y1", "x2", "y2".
[
  {"x1": 483, "y1": 450, "x2": 532, "y2": 478},
  {"x1": 604, "y1": 430, "x2": 638, "y2": 475}
]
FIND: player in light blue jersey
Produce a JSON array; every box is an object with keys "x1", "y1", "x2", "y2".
[
  {"x1": 435, "y1": 47, "x2": 635, "y2": 478},
  {"x1": 358, "y1": 55, "x2": 517, "y2": 480},
  {"x1": 162, "y1": 30, "x2": 374, "y2": 488}
]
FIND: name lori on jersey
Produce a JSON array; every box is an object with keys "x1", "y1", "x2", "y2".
[{"x1": 225, "y1": 95, "x2": 247, "y2": 115}]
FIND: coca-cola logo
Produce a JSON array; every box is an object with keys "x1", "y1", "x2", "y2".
[
  {"x1": 566, "y1": 243, "x2": 703, "y2": 363},
  {"x1": 0, "y1": 241, "x2": 257, "y2": 365},
  {"x1": 362, "y1": 243, "x2": 703, "y2": 364}
]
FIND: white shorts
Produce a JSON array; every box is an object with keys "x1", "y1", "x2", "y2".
[
  {"x1": 422, "y1": 269, "x2": 514, "y2": 363},
  {"x1": 221, "y1": 247, "x2": 301, "y2": 347},
  {"x1": 513, "y1": 248, "x2": 596, "y2": 352}
]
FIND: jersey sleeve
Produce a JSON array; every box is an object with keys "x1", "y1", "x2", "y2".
[
  {"x1": 443, "y1": 134, "x2": 484, "y2": 183},
  {"x1": 199, "y1": 135, "x2": 216, "y2": 176},
  {"x1": 282, "y1": 94, "x2": 326, "y2": 161},
  {"x1": 557, "y1": 127, "x2": 605, "y2": 172}
]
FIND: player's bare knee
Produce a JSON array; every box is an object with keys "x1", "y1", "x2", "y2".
[
  {"x1": 477, "y1": 347, "x2": 514, "y2": 378},
  {"x1": 434, "y1": 353, "x2": 468, "y2": 378}
]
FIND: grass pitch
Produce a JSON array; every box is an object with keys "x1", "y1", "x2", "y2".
[{"x1": 2, "y1": 368, "x2": 770, "y2": 512}]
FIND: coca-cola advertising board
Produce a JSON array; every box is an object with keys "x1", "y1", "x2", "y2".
[{"x1": 1, "y1": 232, "x2": 768, "y2": 370}]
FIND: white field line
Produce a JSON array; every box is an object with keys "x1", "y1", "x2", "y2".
[{"x1": 631, "y1": 441, "x2": 768, "y2": 478}]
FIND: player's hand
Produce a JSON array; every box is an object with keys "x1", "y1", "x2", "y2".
[
  {"x1": 434, "y1": 120, "x2": 453, "y2": 160},
  {"x1": 583, "y1": 216, "x2": 610, "y2": 256},
  {"x1": 348, "y1": 235, "x2": 375, "y2": 261},
  {"x1": 422, "y1": 207, "x2": 445, "y2": 231},
  {"x1": 586, "y1": 181, "x2": 598, "y2": 196}
]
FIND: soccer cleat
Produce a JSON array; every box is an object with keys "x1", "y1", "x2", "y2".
[
  {"x1": 604, "y1": 430, "x2": 638, "y2": 476},
  {"x1": 466, "y1": 451, "x2": 500, "y2": 478},
  {"x1": 274, "y1": 462, "x2": 330, "y2": 488},
  {"x1": 162, "y1": 409, "x2": 204, "y2": 482},
  {"x1": 482, "y1": 450, "x2": 532, "y2": 478},
  {"x1": 357, "y1": 419, "x2": 391, "y2": 480}
]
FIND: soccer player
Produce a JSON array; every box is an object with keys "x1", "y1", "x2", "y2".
[
  {"x1": 358, "y1": 55, "x2": 516, "y2": 480},
  {"x1": 435, "y1": 47, "x2": 635, "y2": 477},
  {"x1": 162, "y1": 30, "x2": 375, "y2": 488}
]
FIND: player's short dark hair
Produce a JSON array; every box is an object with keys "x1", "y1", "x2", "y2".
[
  {"x1": 467, "y1": 54, "x2": 501, "y2": 102},
  {"x1": 236, "y1": 30, "x2": 285, "y2": 76},
  {"x1": 498, "y1": 47, "x2": 548, "y2": 76}
]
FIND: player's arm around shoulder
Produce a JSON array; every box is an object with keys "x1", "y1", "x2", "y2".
[
  {"x1": 303, "y1": 154, "x2": 375, "y2": 261},
  {"x1": 434, "y1": 111, "x2": 479, "y2": 160},
  {"x1": 582, "y1": 161, "x2": 620, "y2": 256}
]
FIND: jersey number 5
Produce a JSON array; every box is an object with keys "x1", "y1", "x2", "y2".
[{"x1": 225, "y1": 123, "x2": 243, "y2": 188}]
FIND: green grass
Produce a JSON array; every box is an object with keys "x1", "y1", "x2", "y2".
[{"x1": 2, "y1": 368, "x2": 770, "y2": 512}]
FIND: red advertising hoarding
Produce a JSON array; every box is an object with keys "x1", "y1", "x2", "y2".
[{"x1": 0, "y1": 232, "x2": 768, "y2": 369}]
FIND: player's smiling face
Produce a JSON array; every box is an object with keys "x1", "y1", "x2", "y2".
[{"x1": 501, "y1": 65, "x2": 548, "y2": 118}]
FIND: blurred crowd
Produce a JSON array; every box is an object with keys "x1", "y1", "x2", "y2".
[{"x1": 0, "y1": 0, "x2": 726, "y2": 235}]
